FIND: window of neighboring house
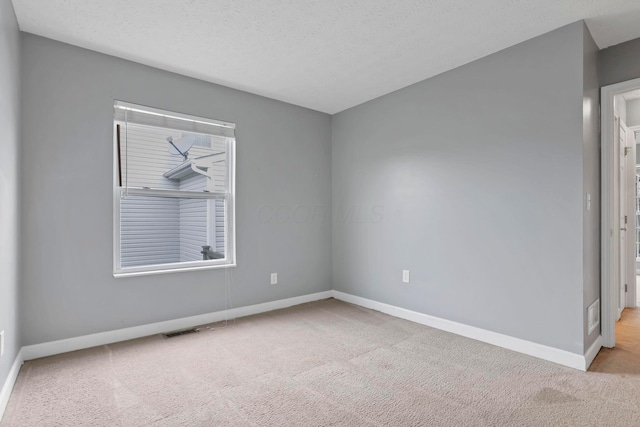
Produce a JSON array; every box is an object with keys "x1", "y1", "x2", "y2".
[{"x1": 113, "y1": 101, "x2": 236, "y2": 276}]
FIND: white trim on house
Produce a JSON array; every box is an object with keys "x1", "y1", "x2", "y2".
[
  {"x1": 0, "y1": 348, "x2": 24, "y2": 423},
  {"x1": 332, "y1": 291, "x2": 593, "y2": 371}
]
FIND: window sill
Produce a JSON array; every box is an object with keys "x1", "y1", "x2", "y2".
[{"x1": 114, "y1": 262, "x2": 237, "y2": 278}]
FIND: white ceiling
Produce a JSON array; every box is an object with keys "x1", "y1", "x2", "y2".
[{"x1": 11, "y1": 0, "x2": 640, "y2": 114}]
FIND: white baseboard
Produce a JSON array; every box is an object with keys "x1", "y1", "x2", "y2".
[
  {"x1": 584, "y1": 335, "x2": 603, "y2": 370},
  {"x1": 2, "y1": 287, "x2": 599, "y2": 419},
  {"x1": 0, "y1": 348, "x2": 24, "y2": 423},
  {"x1": 332, "y1": 290, "x2": 590, "y2": 371},
  {"x1": 21, "y1": 291, "x2": 333, "y2": 361}
]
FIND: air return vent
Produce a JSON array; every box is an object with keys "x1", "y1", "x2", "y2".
[{"x1": 163, "y1": 328, "x2": 199, "y2": 338}]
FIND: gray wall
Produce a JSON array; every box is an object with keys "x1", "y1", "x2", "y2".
[
  {"x1": 20, "y1": 34, "x2": 332, "y2": 345},
  {"x1": 332, "y1": 22, "x2": 587, "y2": 354},
  {"x1": 582, "y1": 23, "x2": 601, "y2": 352},
  {"x1": 627, "y1": 98, "x2": 640, "y2": 127},
  {"x1": 0, "y1": 0, "x2": 21, "y2": 389},
  {"x1": 600, "y1": 37, "x2": 640, "y2": 87}
]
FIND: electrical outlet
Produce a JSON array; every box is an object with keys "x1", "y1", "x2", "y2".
[
  {"x1": 270, "y1": 273, "x2": 278, "y2": 285},
  {"x1": 402, "y1": 270, "x2": 410, "y2": 283},
  {"x1": 0, "y1": 330, "x2": 4, "y2": 359}
]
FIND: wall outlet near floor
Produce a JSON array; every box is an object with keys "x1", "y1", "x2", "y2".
[
  {"x1": 270, "y1": 273, "x2": 278, "y2": 285},
  {"x1": 402, "y1": 270, "x2": 410, "y2": 283},
  {"x1": 0, "y1": 330, "x2": 4, "y2": 358},
  {"x1": 587, "y1": 299, "x2": 600, "y2": 335}
]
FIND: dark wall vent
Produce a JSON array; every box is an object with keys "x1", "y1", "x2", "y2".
[{"x1": 163, "y1": 328, "x2": 199, "y2": 338}]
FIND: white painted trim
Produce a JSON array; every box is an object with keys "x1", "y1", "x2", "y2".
[
  {"x1": 114, "y1": 100, "x2": 236, "y2": 129},
  {"x1": 584, "y1": 335, "x2": 603, "y2": 371},
  {"x1": 21, "y1": 291, "x2": 332, "y2": 361},
  {"x1": 113, "y1": 262, "x2": 237, "y2": 278},
  {"x1": 112, "y1": 110, "x2": 237, "y2": 278},
  {"x1": 332, "y1": 291, "x2": 589, "y2": 371},
  {"x1": 0, "y1": 289, "x2": 602, "y2": 420},
  {"x1": 601, "y1": 77, "x2": 640, "y2": 348},
  {"x1": 601, "y1": 93, "x2": 616, "y2": 348},
  {"x1": 627, "y1": 127, "x2": 640, "y2": 310},
  {"x1": 625, "y1": 126, "x2": 639, "y2": 310},
  {"x1": 0, "y1": 348, "x2": 24, "y2": 423}
]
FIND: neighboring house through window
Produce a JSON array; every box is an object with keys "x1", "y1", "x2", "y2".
[{"x1": 113, "y1": 101, "x2": 236, "y2": 276}]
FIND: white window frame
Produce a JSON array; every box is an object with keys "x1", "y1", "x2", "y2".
[{"x1": 112, "y1": 101, "x2": 236, "y2": 277}]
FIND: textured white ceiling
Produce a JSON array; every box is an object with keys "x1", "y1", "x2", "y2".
[{"x1": 11, "y1": 0, "x2": 640, "y2": 113}]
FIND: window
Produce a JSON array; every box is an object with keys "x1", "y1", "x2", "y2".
[{"x1": 113, "y1": 101, "x2": 236, "y2": 276}]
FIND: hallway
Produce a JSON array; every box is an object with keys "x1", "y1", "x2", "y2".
[{"x1": 590, "y1": 308, "x2": 640, "y2": 373}]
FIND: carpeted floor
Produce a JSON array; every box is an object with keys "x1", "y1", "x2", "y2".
[{"x1": 2, "y1": 298, "x2": 640, "y2": 426}]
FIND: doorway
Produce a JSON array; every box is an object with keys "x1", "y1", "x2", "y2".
[
  {"x1": 601, "y1": 78, "x2": 640, "y2": 348},
  {"x1": 622, "y1": 124, "x2": 640, "y2": 309}
]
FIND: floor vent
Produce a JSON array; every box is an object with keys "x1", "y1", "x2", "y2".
[{"x1": 163, "y1": 328, "x2": 199, "y2": 338}]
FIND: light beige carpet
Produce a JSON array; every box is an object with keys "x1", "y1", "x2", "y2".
[{"x1": 2, "y1": 299, "x2": 640, "y2": 426}]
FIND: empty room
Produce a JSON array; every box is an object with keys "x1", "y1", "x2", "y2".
[{"x1": 2, "y1": 0, "x2": 640, "y2": 425}]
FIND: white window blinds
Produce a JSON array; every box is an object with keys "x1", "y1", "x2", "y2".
[{"x1": 114, "y1": 101, "x2": 236, "y2": 138}]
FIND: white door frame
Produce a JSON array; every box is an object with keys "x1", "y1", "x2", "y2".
[
  {"x1": 627, "y1": 125, "x2": 640, "y2": 309},
  {"x1": 601, "y1": 77, "x2": 640, "y2": 348}
]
